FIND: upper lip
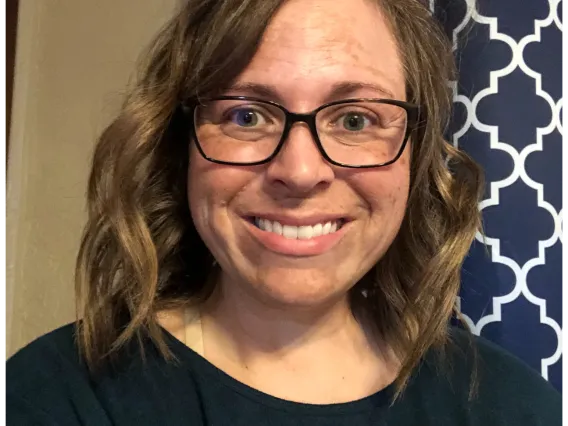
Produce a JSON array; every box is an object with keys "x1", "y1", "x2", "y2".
[{"x1": 244, "y1": 213, "x2": 351, "y2": 227}]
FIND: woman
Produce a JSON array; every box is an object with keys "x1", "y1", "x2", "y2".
[{"x1": 7, "y1": 0, "x2": 561, "y2": 424}]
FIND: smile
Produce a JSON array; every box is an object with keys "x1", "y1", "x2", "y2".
[
  {"x1": 243, "y1": 213, "x2": 351, "y2": 256},
  {"x1": 253, "y1": 217, "x2": 344, "y2": 240}
]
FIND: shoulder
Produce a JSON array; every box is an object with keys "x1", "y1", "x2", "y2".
[
  {"x1": 445, "y1": 327, "x2": 561, "y2": 424},
  {"x1": 7, "y1": 323, "x2": 110, "y2": 424},
  {"x1": 7, "y1": 323, "x2": 84, "y2": 395},
  {"x1": 6, "y1": 322, "x2": 206, "y2": 425}
]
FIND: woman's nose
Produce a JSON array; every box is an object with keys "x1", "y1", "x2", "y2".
[{"x1": 264, "y1": 123, "x2": 335, "y2": 196}]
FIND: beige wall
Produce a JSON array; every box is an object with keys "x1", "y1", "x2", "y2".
[{"x1": 7, "y1": 0, "x2": 178, "y2": 357}]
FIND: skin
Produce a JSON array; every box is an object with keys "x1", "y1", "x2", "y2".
[{"x1": 180, "y1": 0, "x2": 410, "y2": 403}]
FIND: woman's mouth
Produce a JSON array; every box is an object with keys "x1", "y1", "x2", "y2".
[{"x1": 250, "y1": 217, "x2": 345, "y2": 240}]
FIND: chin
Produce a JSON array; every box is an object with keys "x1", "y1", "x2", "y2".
[{"x1": 245, "y1": 267, "x2": 354, "y2": 308}]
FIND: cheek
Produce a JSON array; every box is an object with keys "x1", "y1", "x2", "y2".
[
  {"x1": 187, "y1": 152, "x2": 227, "y2": 235},
  {"x1": 187, "y1": 153, "x2": 212, "y2": 222},
  {"x1": 187, "y1": 149, "x2": 257, "y2": 227},
  {"x1": 352, "y1": 154, "x2": 410, "y2": 217},
  {"x1": 391, "y1": 156, "x2": 411, "y2": 204}
]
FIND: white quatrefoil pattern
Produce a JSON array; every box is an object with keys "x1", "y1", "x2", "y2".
[{"x1": 431, "y1": 0, "x2": 562, "y2": 392}]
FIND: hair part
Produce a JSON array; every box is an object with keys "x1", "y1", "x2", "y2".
[{"x1": 76, "y1": 0, "x2": 484, "y2": 401}]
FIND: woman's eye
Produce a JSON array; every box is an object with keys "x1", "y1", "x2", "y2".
[
  {"x1": 341, "y1": 113, "x2": 371, "y2": 131},
  {"x1": 230, "y1": 109, "x2": 265, "y2": 127}
]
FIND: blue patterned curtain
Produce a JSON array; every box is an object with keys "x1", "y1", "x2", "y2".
[{"x1": 432, "y1": 0, "x2": 563, "y2": 392}]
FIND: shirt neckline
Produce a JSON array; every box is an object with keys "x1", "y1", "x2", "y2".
[{"x1": 159, "y1": 325, "x2": 396, "y2": 415}]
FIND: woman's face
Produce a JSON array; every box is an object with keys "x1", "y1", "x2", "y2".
[{"x1": 188, "y1": 0, "x2": 410, "y2": 308}]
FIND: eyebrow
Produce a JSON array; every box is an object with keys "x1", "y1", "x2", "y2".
[{"x1": 225, "y1": 81, "x2": 396, "y2": 103}]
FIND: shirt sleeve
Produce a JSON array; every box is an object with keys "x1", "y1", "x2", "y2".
[
  {"x1": 6, "y1": 324, "x2": 112, "y2": 426},
  {"x1": 455, "y1": 329, "x2": 563, "y2": 426},
  {"x1": 7, "y1": 393, "x2": 63, "y2": 426}
]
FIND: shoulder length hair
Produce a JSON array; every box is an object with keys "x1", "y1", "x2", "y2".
[{"x1": 75, "y1": 0, "x2": 483, "y2": 398}]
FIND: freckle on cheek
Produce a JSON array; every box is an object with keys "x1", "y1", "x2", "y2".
[{"x1": 399, "y1": 157, "x2": 409, "y2": 167}]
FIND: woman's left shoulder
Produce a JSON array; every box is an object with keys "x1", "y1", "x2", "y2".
[{"x1": 446, "y1": 327, "x2": 561, "y2": 424}]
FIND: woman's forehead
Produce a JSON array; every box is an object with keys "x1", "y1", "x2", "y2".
[{"x1": 232, "y1": 0, "x2": 405, "y2": 104}]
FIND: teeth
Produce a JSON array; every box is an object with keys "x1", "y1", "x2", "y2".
[
  {"x1": 254, "y1": 218, "x2": 342, "y2": 240},
  {"x1": 312, "y1": 223, "x2": 323, "y2": 237},
  {"x1": 263, "y1": 219, "x2": 273, "y2": 233},
  {"x1": 297, "y1": 226, "x2": 313, "y2": 240},
  {"x1": 282, "y1": 225, "x2": 298, "y2": 239},
  {"x1": 272, "y1": 221, "x2": 283, "y2": 235}
]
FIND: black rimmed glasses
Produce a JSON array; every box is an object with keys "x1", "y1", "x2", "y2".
[{"x1": 183, "y1": 96, "x2": 419, "y2": 168}]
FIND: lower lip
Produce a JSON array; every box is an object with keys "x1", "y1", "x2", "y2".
[{"x1": 244, "y1": 219, "x2": 349, "y2": 256}]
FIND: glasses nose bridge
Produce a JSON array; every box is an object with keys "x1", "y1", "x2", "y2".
[{"x1": 282, "y1": 111, "x2": 320, "y2": 144}]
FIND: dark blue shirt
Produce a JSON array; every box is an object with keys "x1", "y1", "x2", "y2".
[{"x1": 7, "y1": 324, "x2": 561, "y2": 425}]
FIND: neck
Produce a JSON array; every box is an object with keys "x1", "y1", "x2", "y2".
[
  {"x1": 201, "y1": 272, "x2": 399, "y2": 404},
  {"x1": 199, "y1": 275, "x2": 399, "y2": 403},
  {"x1": 200, "y1": 274, "x2": 391, "y2": 371}
]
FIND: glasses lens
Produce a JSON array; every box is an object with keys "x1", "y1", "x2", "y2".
[
  {"x1": 194, "y1": 99, "x2": 285, "y2": 163},
  {"x1": 316, "y1": 101, "x2": 408, "y2": 166}
]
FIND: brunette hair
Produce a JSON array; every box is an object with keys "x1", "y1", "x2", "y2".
[{"x1": 75, "y1": 0, "x2": 483, "y2": 399}]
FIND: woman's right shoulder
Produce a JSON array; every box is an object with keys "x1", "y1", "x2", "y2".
[
  {"x1": 7, "y1": 323, "x2": 85, "y2": 392},
  {"x1": 6, "y1": 323, "x2": 113, "y2": 425}
]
